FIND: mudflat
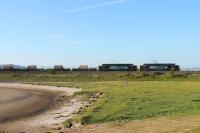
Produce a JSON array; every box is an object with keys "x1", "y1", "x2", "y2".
[
  {"x1": 0, "y1": 87, "x2": 52, "y2": 123},
  {"x1": 0, "y1": 83, "x2": 81, "y2": 133}
]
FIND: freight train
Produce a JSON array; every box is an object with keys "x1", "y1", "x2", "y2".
[
  {"x1": 0, "y1": 63, "x2": 180, "y2": 72},
  {"x1": 140, "y1": 64, "x2": 180, "y2": 72},
  {"x1": 99, "y1": 64, "x2": 137, "y2": 71}
]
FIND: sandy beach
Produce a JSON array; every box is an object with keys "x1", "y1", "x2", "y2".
[
  {"x1": 0, "y1": 83, "x2": 82, "y2": 133},
  {"x1": 0, "y1": 87, "x2": 52, "y2": 123}
]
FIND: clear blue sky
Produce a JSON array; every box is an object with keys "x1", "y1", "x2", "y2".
[{"x1": 0, "y1": 0, "x2": 200, "y2": 68}]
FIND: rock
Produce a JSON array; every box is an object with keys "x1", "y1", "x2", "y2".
[{"x1": 56, "y1": 127, "x2": 62, "y2": 130}]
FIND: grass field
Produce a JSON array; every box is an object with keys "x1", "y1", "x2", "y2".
[
  {"x1": 36, "y1": 81, "x2": 200, "y2": 125},
  {"x1": 0, "y1": 71, "x2": 197, "y2": 82},
  {"x1": 2, "y1": 72, "x2": 200, "y2": 127}
]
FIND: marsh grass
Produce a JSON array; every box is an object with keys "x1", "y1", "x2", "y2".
[
  {"x1": 2, "y1": 72, "x2": 200, "y2": 125},
  {"x1": 35, "y1": 81, "x2": 200, "y2": 125},
  {"x1": 0, "y1": 71, "x2": 193, "y2": 82}
]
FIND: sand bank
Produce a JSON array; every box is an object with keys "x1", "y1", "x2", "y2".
[{"x1": 0, "y1": 83, "x2": 82, "y2": 133}]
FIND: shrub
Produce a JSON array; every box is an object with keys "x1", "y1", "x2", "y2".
[
  {"x1": 80, "y1": 115, "x2": 92, "y2": 125},
  {"x1": 63, "y1": 119, "x2": 73, "y2": 128}
]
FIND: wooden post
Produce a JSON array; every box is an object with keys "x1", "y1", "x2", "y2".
[{"x1": 124, "y1": 81, "x2": 128, "y2": 87}]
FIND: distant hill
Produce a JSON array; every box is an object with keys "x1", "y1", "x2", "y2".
[{"x1": 181, "y1": 67, "x2": 200, "y2": 71}]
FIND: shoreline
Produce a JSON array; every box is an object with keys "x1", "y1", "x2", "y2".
[
  {"x1": 0, "y1": 87, "x2": 54, "y2": 124},
  {"x1": 0, "y1": 83, "x2": 82, "y2": 133}
]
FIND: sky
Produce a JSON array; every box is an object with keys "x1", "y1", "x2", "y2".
[{"x1": 0, "y1": 0, "x2": 200, "y2": 68}]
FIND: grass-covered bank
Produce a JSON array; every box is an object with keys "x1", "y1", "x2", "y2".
[
  {"x1": 3, "y1": 72, "x2": 200, "y2": 125},
  {"x1": 35, "y1": 81, "x2": 200, "y2": 125},
  {"x1": 0, "y1": 71, "x2": 200, "y2": 82}
]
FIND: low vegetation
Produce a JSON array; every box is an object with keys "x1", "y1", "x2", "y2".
[
  {"x1": 37, "y1": 81, "x2": 200, "y2": 125},
  {"x1": 0, "y1": 71, "x2": 196, "y2": 82},
  {"x1": 2, "y1": 72, "x2": 200, "y2": 126}
]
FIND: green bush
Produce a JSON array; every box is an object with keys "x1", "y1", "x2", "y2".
[
  {"x1": 80, "y1": 115, "x2": 92, "y2": 125},
  {"x1": 63, "y1": 119, "x2": 73, "y2": 128}
]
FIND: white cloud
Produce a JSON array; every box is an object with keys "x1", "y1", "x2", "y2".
[
  {"x1": 33, "y1": 0, "x2": 127, "y2": 20},
  {"x1": 64, "y1": 0, "x2": 127, "y2": 13},
  {"x1": 47, "y1": 34, "x2": 65, "y2": 40}
]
